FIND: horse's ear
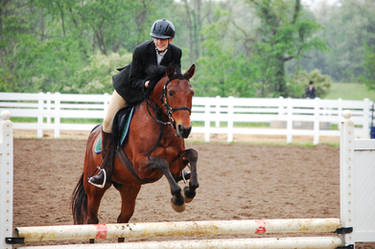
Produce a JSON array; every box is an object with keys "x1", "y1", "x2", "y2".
[
  {"x1": 167, "y1": 64, "x2": 175, "y2": 79},
  {"x1": 184, "y1": 64, "x2": 195, "y2": 80}
]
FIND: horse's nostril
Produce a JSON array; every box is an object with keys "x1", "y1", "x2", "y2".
[{"x1": 178, "y1": 125, "x2": 191, "y2": 138}]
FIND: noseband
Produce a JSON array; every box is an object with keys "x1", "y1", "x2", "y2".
[{"x1": 147, "y1": 75, "x2": 192, "y2": 128}]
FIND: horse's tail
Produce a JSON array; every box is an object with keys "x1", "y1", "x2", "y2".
[{"x1": 71, "y1": 173, "x2": 87, "y2": 224}]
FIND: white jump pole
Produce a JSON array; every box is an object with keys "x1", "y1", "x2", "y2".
[
  {"x1": 15, "y1": 218, "x2": 341, "y2": 243},
  {"x1": 17, "y1": 237, "x2": 343, "y2": 249},
  {"x1": 0, "y1": 111, "x2": 13, "y2": 249}
]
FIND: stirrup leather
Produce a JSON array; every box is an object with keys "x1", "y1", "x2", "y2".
[{"x1": 88, "y1": 169, "x2": 107, "y2": 189}]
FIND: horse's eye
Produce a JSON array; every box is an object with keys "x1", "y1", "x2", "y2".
[{"x1": 168, "y1": 90, "x2": 174, "y2": 97}]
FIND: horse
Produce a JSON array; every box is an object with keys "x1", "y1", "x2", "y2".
[{"x1": 71, "y1": 64, "x2": 199, "y2": 239}]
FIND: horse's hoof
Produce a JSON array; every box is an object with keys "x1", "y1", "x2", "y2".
[
  {"x1": 183, "y1": 186, "x2": 195, "y2": 203},
  {"x1": 171, "y1": 201, "x2": 185, "y2": 212},
  {"x1": 171, "y1": 196, "x2": 185, "y2": 212}
]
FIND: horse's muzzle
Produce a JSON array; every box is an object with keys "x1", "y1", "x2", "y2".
[{"x1": 176, "y1": 124, "x2": 192, "y2": 138}]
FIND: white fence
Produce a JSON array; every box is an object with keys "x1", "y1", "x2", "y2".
[{"x1": 0, "y1": 92, "x2": 373, "y2": 144}]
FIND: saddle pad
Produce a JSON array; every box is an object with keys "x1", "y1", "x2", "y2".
[
  {"x1": 94, "y1": 106, "x2": 135, "y2": 154},
  {"x1": 94, "y1": 134, "x2": 102, "y2": 154}
]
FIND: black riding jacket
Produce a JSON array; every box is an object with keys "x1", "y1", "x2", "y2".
[{"x1": 113, "y1": 40, "x2": 182, "y2": 105}]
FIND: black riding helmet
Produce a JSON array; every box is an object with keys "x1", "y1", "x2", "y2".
[{"x1": 150, "y1": 18, "x2": 175, "y2": 39}]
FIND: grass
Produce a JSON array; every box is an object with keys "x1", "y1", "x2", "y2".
[{"x1": 325, "y1": 82, "x2": 375, "y2": 100}]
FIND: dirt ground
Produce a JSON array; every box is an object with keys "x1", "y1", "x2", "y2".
[{"x1": 12, "y1": 132, "x2": 374, "y2": 248}]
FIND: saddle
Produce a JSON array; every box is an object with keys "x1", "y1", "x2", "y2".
[{"x1": 94, "y1": 106, "x2": 134, "y2": 154}]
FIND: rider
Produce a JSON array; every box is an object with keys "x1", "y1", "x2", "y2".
[{"x1": 88, "y1": 18, "x2": 182, "y2": 188}]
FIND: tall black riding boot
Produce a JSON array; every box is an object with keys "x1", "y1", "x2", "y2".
[{"x1": 88, "y1": 131, "x2": 114, "y2": 188}]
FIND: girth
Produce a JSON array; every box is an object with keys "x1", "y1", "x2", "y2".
[{"x1": 116, "y1": 148, "x2": 158, "y2": 183}]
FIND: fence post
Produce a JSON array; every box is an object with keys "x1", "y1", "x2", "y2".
[
  {"x1": 46, "y1": 92, "x2": 51, "y2": 126},
  {"x1": 204, "y1": 101, "x2": 210, "y2": 142},
  {"x1": 54, "y1": 92, "x2": 61, "y2": 138},
  {"x1": 337, "y1": 98, "x2": 342, "y2": 132},
  {"x1": 363, "y1": 98, "x2": 370, "y2": 139},
  {"x1": 340, "y1": 110, "x2": 354, "y2": 245},
  {"x1": 0, "y1": 111, "x2": 13, "y2": 249},
  {"x1": 278, "y1": 96, "x2": 284, "y2": 117},
  {"x1": 37, "y1": 92, "x2": 44, "y2": 138},
  {"x1": 227, "y1": 96, "x2": 234, "y2": 143},
  {"x1": 313, "y1": 98, "x2": 320, "y2": 145},
  {"x1": 215, "y1": 96, "x2": 220, "y2": 128},
  {"x1": 286, "y1": 98, "x2": 293, "y2": 143}
]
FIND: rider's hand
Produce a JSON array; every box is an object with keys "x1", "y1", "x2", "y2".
[{"x1": 145, "y1": 80, "x2": 150, "y2": 88}]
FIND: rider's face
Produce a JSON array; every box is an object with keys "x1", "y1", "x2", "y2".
[{"x1": 153, "y1": 38, "x2": 173, "y2": 52}]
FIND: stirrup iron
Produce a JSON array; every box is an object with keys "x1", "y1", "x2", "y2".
[{"x1": 88, "y1": 169, "x2": 107, "y2": 189}]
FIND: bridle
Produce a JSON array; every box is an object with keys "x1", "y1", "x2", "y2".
[{"x1": 146, "y1": 75, "x2": 192, "y2": 129}]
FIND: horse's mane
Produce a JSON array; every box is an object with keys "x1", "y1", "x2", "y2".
[
  {"x1": 144, "y1": 64, "x2": 183, "y2": 96},
  {"x1": 145, "y1": 65, "x2": 167, "y2": 94}
]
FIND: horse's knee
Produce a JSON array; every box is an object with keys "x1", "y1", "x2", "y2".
[
  {"x1": 185, "y1": 149, "x2": 198, "y2": 161},
  {"x1": 150, "y1": 157, "x2": 182, "y2": 197},
  {"x1": 150, "y1": 157, "x2": 169, "y2": 170}
]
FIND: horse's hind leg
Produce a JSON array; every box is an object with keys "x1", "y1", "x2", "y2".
[
  {"x1": 85, "y1": 185, "x2": 107, "y2": 243},
  {"x1": 85, "y1": 185, "x2": 107, "y2": 224},
  {"x1": 114, "y1": 183, "x2": 141, "y2": 242},
  {"x1": 183, "y1": 148, "x2": 199, "y2": 203}
]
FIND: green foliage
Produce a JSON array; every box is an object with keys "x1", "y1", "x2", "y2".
[
  {"x1": 246, "y1": 0, "x2": 326, "y2": 97},
  {"x1": 194, "y1": 11, "x2": 257, "y2": 97},
  {"x1": 299, "y1": 0, "x2": 375, "y2": 82},
  {"x1": 286, "y1": 69, "x2": 332, "y2": 98},
  {"x1": 0, "y1": 0, "x2": 371, "y2": 98},
  {"x1": 68, "y1": 51, "x2": 132, "y2": 94},
  {"x1": 0, "y1": 0, "x2": 159, "y2": 93},
  {"x1": 360, "y1": 42, "x2": 375, "y2": 92}
]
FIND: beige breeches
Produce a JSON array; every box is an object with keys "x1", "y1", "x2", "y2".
[{"x1": 103, "y1": 90, "x2": 127, "y2": 133}]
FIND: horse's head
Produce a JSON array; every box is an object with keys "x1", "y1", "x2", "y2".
[{"x1": 150, "y1": 64, "x2": 195, "y2": 138}]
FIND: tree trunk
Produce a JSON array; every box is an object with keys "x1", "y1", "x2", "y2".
[
  {"x1": 56, "y1": 2, "x2": 66, "y2": 36},
  {"x1": 183, "y1": 0, "x2": 194, "y2": 64},
  {"x1": 275, "y1": 55, "x2": 286, "y2": 96},
  {"x1": 193, "y1": 0, "x2": 202, "y2": 60},
  {"x1": 0, "y1": 0, "x2": 10, "y2": 37}
]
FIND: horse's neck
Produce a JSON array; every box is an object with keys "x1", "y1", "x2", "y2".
[{"x1": 133, "y1": 102, "x2": 181, "y2": 155}]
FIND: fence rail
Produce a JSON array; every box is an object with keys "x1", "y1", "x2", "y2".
[{"x1": 0, "y1": 92, "x2": 372, "y2": 143}]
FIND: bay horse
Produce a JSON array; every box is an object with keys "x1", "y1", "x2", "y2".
[{"x1": 72, "y1": 64, "x2": 198, "y2": 231}]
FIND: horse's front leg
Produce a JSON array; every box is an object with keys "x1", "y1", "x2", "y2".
[
  {"x1": 150, "y1": 157, "x2": 185, "y2": 212},
  {"x1": 182, "y1": 148, "x2": 199, "y2": 203}
]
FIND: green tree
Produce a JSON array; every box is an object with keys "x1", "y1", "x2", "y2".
[
  {"x1": 301, "y1": 0, "x2": 375, "y2": 81},
  {"x1": 244, "y1": 0, "x2": 326, "y2": 97},
  {"x1": 0, "y1": 0, "x2": 159, "y2": 93},
  {"x1": 360, "y1": 42, "x2": 375, "y2": 91},
  {"x1": 68, "y1": 51, "x2": 132, "y2": 94},
  {"x1": 195, "y1": 10, "x2": 257, "y2": 97},
  {"x1": 286, "y1": 69, "x2": 332, "y2": 98}
]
